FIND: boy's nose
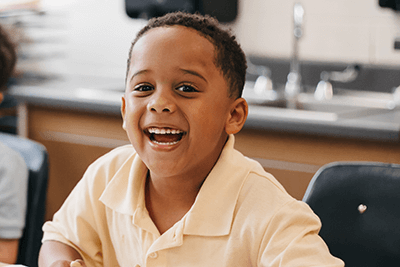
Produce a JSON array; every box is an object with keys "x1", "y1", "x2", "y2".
[{"x1": 147, "y1": 90, "x2": 176, "y2": 113}]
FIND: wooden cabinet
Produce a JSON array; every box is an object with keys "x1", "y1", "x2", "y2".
[
  {"x1": 25, "y1": 105, "x2": 129, "y2": 221},
  {"x1": 235, "y1": 128, "x2": 400, "y2": 199},
  {"x1": 23, "y1": 105, "x2": 400, "y2": 221}
]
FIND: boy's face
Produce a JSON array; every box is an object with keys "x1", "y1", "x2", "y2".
[{"x1": 122, "y1": 25, "x2": 237, "y2": 178}]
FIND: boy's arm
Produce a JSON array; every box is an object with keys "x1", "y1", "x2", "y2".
[
  {"x1": 39, "y1": 240, "x2": 86, "y2": 267},
  {"x1": 0, "y1": 239, "x2": 18, "y2": 264}
]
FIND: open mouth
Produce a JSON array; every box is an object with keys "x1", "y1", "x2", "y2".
[{"x1": 146, "y1": 127, "x2": 186, "y2": 145}]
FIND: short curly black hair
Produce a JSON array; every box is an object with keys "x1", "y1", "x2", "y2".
[
  {"x1": 126, "y1": 12, "x2": 247, "y2": 99},
  {"x1": 0, "y1": 24, "x2": 17, "y2": 92}
]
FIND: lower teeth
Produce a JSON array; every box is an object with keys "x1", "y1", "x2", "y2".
[{"x1": 152, "y1": 140, "x2": 179, "y2": 145}]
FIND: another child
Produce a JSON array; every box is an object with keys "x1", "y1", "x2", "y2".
[
  {"x1": 0, "y1": 24, "x2": 29, "y2": 264},
  {"x1": 39, "y1": 12, "x2": 344, "y2": 267}
]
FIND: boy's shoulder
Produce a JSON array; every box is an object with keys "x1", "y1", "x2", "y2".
[
  {"x1": 230, "y1": 152, "x2": 310, "y2": 225},
  {"x1": 230, "y1": 149, "x2": 288, "y2": 195},
  {"x1": 246, "y1": 157, "x2": 288, "y2": 195},
  {"x1": 230, "y1": 149, "x2": 296, "y2": 208}
]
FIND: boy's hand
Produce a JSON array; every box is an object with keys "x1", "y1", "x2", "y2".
[
  {"x1": 70, "y1": 260, "x2": 86, "y2": 267},
  {"x1": 48, "y1": 259, "x2": 86, "y2": 267},
  {"x1": 39, "y1": 241, "x2": 86, "y2": 267}
]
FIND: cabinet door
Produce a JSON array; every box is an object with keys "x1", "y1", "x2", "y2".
[{"x1": 27, "y1": 106, "x2": 129, "y2": 220}]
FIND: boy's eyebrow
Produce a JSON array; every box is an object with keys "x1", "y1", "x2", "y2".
[
  {"x1": 180, "y1": 68, "x2": 208, "y2": 83},
  {"x1": 129, "y1": 68, "x2": 208, "y2": 83},
  {"x1": 129, "y1": 69, "x2": 149, "y2": 82}
]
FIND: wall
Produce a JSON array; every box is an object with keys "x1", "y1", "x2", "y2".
[
  {"x1": 34, "y1": 0, "x2": 400, "y2": 81},
  {"x1": 233, "y1": 0, "x2": 400, "y2": 65},
  {"x1": 29, "y1": 0, "x2": 145, "y2": 80}
]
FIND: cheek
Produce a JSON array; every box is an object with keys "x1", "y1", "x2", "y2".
[
  {"x1": 192, "y1": 103, "x2": 228, "y2": 134},
  {"x1": 123, "y1": 101, "x2": 142, "y2": 134}
]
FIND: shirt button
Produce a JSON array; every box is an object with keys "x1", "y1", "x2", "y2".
[
  {"x1": 135, "y1": 265, "x2": 141, "y2": 267},
  {"x1": 149, "y1": 252, "x2": 158, "y2": 259}
]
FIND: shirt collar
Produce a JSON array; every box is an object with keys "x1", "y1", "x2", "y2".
[
  {"x1": 99, "y1": 153, "x2": 147, "y2": 215},
  {"x1": 100, "y1": 134, "x2": 252, "y2": 237},
  {"x1": 182, "y1": 134, "x2": 252, "y2": 236}
]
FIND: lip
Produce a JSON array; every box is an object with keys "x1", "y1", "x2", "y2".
[{"x1": 143, "y1": 125, "x2": 187, "y2": 150}]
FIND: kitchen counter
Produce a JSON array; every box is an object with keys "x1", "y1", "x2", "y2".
[{"x1": 9, "y1": 74, "x2": 400, "y2": 142}]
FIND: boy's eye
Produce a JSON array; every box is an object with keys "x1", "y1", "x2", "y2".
[
  {"x1": 134, "y1": 84, "x2": 153, "y2": 92},
  {"x1": 176, "y1": 84, "x2": 198, "y2": 93}
]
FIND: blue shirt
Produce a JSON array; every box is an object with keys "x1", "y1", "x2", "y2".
[{"x1": 0, "y1": 141, "x2": 28, "y2": 239}]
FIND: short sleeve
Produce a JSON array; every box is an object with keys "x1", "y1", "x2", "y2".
[
  {"x1": 259, "y1": 200, "x2": 344, "y2": 267},
  {"x1": 40, "y1": 145, "x2": 135, "y2": 267},
  {"x1": 42, "y1": 162, "x2": 107, "y2": 267}
]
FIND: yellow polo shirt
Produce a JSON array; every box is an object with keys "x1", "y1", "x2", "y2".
[{"x1": 42, "y1": 135, "x2": 344, "y2": 267}]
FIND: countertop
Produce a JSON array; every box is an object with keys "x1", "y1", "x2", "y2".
[{"x1": 8, "y1": 74, "x2": 400, "y2": 143}]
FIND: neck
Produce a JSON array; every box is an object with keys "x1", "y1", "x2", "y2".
[
  {"x1": 146, "y1": 170, "x2": 206, "y2": 205},
  {"x1": 145, "y1": 172, "x2": 206, "y2": 234},
  {"x1": 144, "y1": 135, "x2": 229, "y2": 234},
  {"x1": 147, "y1": 135, "x2": 228, "y2": 204}
]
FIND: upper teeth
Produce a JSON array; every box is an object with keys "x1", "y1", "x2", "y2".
[{"x1": 148, "y1": 128, "x2": 183, "y2": 134}]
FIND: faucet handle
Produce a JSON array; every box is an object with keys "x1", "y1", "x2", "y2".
[
  {"x1": 314, "y1": 64, "x2": 361, "y2": 101},
  {"x1": 323, "y1": 64, "x2": 361, "y2": 83},
  {"x1": 254, "y1": 75, "x2": 277, "y2": 101},
  {"x1": 314, "y1": 80, "x2": 333, "y2": 100}
]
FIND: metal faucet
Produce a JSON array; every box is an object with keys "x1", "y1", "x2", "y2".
[
  {"x1": 247, "y1": 58, "x2": 277, "y2": 101},
  {"x1": 314, "y1": 64, "x2": 361, "y2": 101},
  {"x1": 285, "y1": 2, "x2": 304, "y2": 109}
]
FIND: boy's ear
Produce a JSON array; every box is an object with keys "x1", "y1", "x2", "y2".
[
  {"x1": 225, "y1": 97, "x2": 248, "y2": 135},
  {"x1": 121, "y1": 95, "x2": 127, "y2": 130},
  {"x1": 0, "y1": 92, "x2": 3, "y2": 105}
]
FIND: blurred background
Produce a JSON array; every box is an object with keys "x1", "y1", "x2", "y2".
[{"x1": 1, "y1": 0, "x2": 399, "y2": 81}]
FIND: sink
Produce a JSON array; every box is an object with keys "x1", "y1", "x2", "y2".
[{"x1": 243, "y1": 81, "x2": 397, "y2": 122}]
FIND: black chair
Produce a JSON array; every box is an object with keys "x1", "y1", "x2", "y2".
[
  {"x1": 0, "y1": 133, "x2": 49, "y2": 267},
  {"x1": 0, "y1": 94, "x2": 18, "y2": 134},
  {"x1": 303, "y1": 161, "x2": 400, "y2": 267}
]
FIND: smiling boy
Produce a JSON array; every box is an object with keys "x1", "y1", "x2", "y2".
[
  {"x1": 121, "y1": 20, "x2": 249, "y2": 235},
  {"x1": 39, "y1": 12, "x2": 343, "y2": 267},
  {"x1": 0, "y1": 24, "x2": 29, "y2": 265}
]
